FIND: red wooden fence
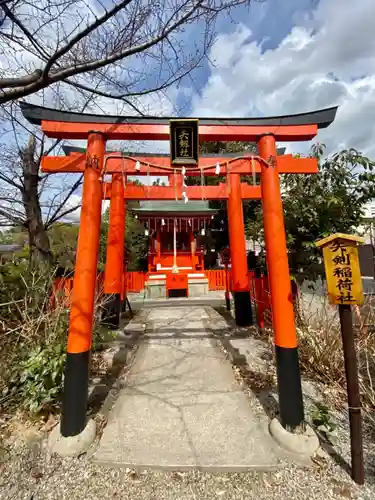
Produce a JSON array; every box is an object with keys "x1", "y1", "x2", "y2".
[
  {"x1": 51, "y1": 271, "x2": 147, "y2": 308},
  {"x1": 206, "y1": 269, "x2": 226, "y2": 290},
  {"x1": 206, "y1": 269, "x2": 272, "y2": 326},
  {"x1": 51, "y1": 269, "x2": 272, "y2": 327},
  {"x1": 126, "y1": 271, "x2": 146, "y2": 293}
]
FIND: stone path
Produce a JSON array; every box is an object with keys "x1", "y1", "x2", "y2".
[
  {"x1": 127, "y1": 290, "x2": 226, "y2": 310},
  {"x1": 94, "y1": 306, "x2": 287, "y2": 471}
]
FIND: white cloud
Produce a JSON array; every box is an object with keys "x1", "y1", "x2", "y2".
[
  {"x1": 191, "y1": 0, "x2": 375, "y2": 158},
  {"x1": 61, "y1": 194, "x2": 82, "y2": 223},
  {"x1": 56, "y1": 192, "x2": 111, "y2": 224}
]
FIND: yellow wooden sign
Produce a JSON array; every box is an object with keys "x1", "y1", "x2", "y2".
[{"x1": 316, "y1": 233, "x2": 364, "y2": 306}]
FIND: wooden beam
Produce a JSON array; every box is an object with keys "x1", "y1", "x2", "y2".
[
  {"x1": 103, "y1": 183, "x2": 262, "y2": 200},
  {"x1": 41, "y1": 153, "x2": 318, "y2": 175},
  {"x1": 41, "y1": 120, "x2": 318, "y2": 142}
]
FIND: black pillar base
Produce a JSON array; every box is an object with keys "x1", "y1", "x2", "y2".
[
  {"x1": 225, "y1": 296, "x2": 231, "y2": 311},
  {"x1": 233, "y1": 291, "x2": 253, "y2": 326},
  {"x1": 102, "y1": 293, "x2": 121, "y2": 329},
  {"x1": 275, "y1": 345, "x2": 305, "y2": 430},
  {"x1": 61, "y1": 350, "x2": 90, "y2": 437}
]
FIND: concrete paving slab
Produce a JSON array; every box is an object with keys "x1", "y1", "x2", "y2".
[
  {"x1": 94, "y1": 306, "x2": 286, "y2": 471},
  {"x1": 127, "y1": 291, "x2": 227, "y2": 311}
]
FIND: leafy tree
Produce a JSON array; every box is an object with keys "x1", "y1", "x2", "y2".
[
  {"x1": 96, "y1": 204, "x2": 148, "y2": 271},
  {"x1": 125, "y1": 212, "x2": 148, "y2": 271},
  {"x1": 190, "y1": 141, "x2": 258, "y2": 253},
  {"x1": 48, "y1": 223, "x2": 79, "y2": 271},
  {"x1": 246, "y1": 146, "x2": 375, "y2": 280},
  {"x1": 152, "y1": 178, "x2": 167, "y2": 186},
  {"x1": 29, "y1": 204, "x2": 148, "y2": 272},
  {"x1": 94, "y1": 205, "x2": 146, "y2": 271}
]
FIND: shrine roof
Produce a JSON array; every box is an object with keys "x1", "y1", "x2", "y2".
[
  {"x1": 20, "y1": 102, "x2": 337, "y2": 129},
  {"x1": 132, "y1": 201, "x2": 217, "y2": 216}
]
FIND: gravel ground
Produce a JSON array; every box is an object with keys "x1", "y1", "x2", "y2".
[
  {"x1": 1, "y1": 307, "x2": 375, "y2": 500},
  {"x1": 0, "y1": 442, "x2": 374, "y2": 500},
  {"x1": 2, "y1": 377, "x2": 374, "y2": 500}
]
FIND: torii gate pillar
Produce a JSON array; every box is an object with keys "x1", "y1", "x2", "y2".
[
  {"x1": 258, "y1": 134, "x2": 304, "y2": 429},
  {"x1": 103, "y1": 173, "x2": 125, "y2": 327},
  {"x1": 227, "y1": 172, "x2": 253, "y2": 326},
  {"x1": 61, "y1": 132, "x2": 105, "y2": 437}
]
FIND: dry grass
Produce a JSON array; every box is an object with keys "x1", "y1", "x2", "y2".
[
  {"x1": 253, "y1": 289, "x2": 375, "y2": 432},
  {"x1": 0, "y1": 269, "x2": 65, "y2": 393},
  {"x1": 0, "y1": 266, "x2": 109, "y2": 414},
  {"x1": 295, "y1": 292, "x2": 375, "y2": 430}
]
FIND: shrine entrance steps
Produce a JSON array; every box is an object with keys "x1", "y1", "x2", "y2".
[
  {"x1": 94, "y1": 305, "x2": 289, "y2": 471},
  {"x1": 126, "y1": 290, "x2": 227, "y2": 311}
]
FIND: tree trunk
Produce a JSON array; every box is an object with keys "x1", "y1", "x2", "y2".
[{"x1": 22, "y1": 135, "x2": 52, "y2": 268}]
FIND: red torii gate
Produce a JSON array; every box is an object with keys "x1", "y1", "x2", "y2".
[
  {"x1": 20, "y1": 102, "x2": 337, "y2": 442},
  {"x1": 47, "y1": 147, "x2": 317, "y2": 326}
]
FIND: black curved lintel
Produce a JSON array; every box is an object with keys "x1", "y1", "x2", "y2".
[{"x1": 20, "y1": 102, "x2": 338, "y2": 130}]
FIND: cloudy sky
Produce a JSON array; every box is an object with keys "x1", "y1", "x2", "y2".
[
  {"x1": 13, "y1": 0, "x2": 375, "y2": 156},
  {"x1": 64, "y1": 0, "x2": 375, "y2": 219},
  {"x1": 176, "y1": 0, "x2": 374, "y2": 157},
  {"x1": 2, "y1": 0, "x2": 375, "y2": 223}
]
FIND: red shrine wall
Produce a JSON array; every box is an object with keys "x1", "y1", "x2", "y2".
[{"x1": 148, "y1": 229, "x2": 204, "y2": 273}]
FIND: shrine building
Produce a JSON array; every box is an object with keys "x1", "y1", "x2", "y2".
[{"x1": 132, "y1": 200, "x2": 217, "y2": 298}]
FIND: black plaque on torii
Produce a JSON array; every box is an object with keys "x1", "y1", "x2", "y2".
[{"x1": 170, "y1": 119, "x2": 199, "y2": 166}]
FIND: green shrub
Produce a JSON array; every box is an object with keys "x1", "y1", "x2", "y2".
[
  {"x1": 0, "y1": 257, "x2": 116, "y2": 417},
  {"x1": 12, "y1": 342, "x2": 66, "y2": 414},
  {"x1": 311, "y1": 402, "x2": 338, "y2": 444},
  {"x1": 0, "y1": 259, "x2": 69, "y2": 414}
]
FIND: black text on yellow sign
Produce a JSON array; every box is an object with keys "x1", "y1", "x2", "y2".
[{"x1": 316, "y1": 233, "x2": 364, "y2": 306}]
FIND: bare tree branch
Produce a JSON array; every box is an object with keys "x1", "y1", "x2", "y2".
[
  {"x1": 0, "y1": 70, "x2": 43, "y2": 89},
  {"x1": 46, "y1": 202, "x2": 81, "y2": 226},
  {"x1": 45, "y1": 174, "x2": 82, "y2": 227},
  {"x1": 42, "y1": 0, "x2": 134, "y2": 78},
  {"x1": 65, "y1": 79, "x2": 145, "y2": 115},
  {"x1": 0, "y1": 0, "x2": 254, "y2": 266},
  {"x1": 0, "y1": 0, "x2": 252, "y2": 103}
]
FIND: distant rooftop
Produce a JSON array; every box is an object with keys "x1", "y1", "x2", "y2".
[
  {"x1": 363, "y1": 200, "x2": 375, "y2": 219},
  {"x1": 0, "y1": 244, "x2": 23, "y2": 254}
]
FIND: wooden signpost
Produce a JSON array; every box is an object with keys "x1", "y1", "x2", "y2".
[{"x1": 316, "y1": 233, "x2": 365, "y2": 485}]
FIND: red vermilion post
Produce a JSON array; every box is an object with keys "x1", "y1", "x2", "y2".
[
  {"x1": 61, "y1": 132, "x2": 105, "y2": 437},
  {"x1": 156, "y1": 230, "x2": 161, "y2": 259},
  {"x1": 103, "y1": 173, "x2": 125, "y2": 327},
  {"x1": 227, "y1": 173, "x2": 253, "y2": 326},
  {"x1": 258, "y1": 134, "x2": 304, "y2": 430}
]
